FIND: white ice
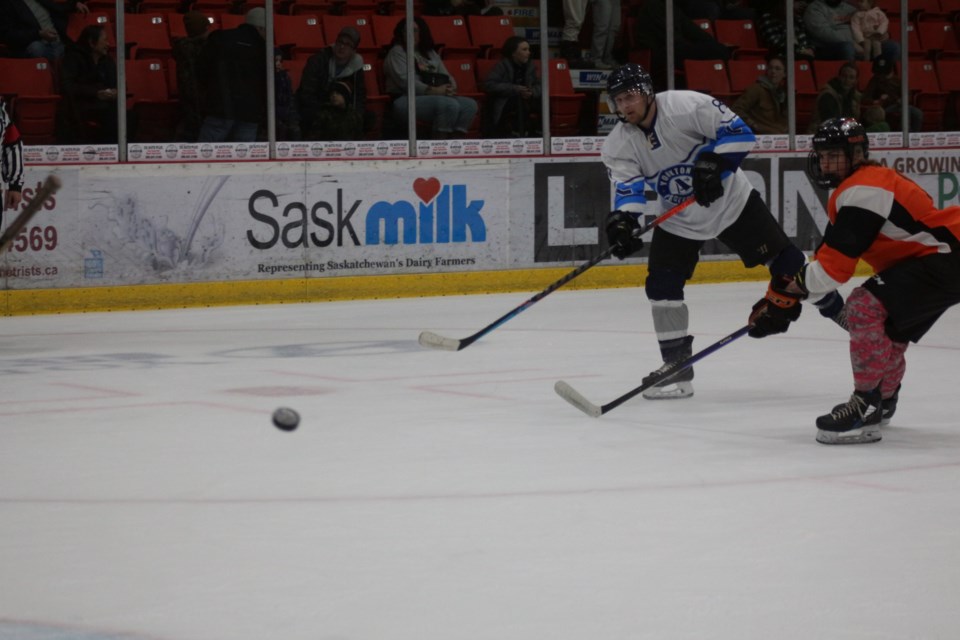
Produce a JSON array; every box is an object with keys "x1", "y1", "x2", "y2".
[{"x1": 1, "y1": 281, "x2": 959, "y2": 640}]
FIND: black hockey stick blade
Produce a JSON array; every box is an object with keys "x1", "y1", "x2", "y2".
[
  {"x1": 419, "y1": 198, "x2": 696, "y2": 351},
  {"x1": 555, "y1": 325, "x2": 751, "y2": 417},
  {"x1": 0, "y1": 174, "x2": 62, "y2": 253}
]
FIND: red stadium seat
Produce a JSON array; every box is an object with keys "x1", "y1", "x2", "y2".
[
  {"x1": 275, "y1": 14, "x2": 326, "y2": 59},
  {"x1": 545, "y1": 58, "x2": 586, "y2": 136},
  {"x1": 125, "y1": 58, "x2": 181, "y2": 141},
  {"x1": 422, "y1": 15, "x2": 479, "y2": 61},
  {"x1": 682, "y1": 59, "x2": 736, "y2": 104},
  {"x1": 0, "y1": 58, "x2": 60, "y2": 145},
  {"x1": 126, "y1": 13, "x2": 173, "y2": 61},
  {"x1": 466, "y1": 15, "x2": 515, "y2": 58}
]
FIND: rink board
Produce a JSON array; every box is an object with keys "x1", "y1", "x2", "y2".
[{"x1": 2, "y1": 150, "x2": 959, "y2": 314}]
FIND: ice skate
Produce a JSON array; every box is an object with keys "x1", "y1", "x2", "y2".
[
  {"x1": 815, "y1": 388, "x2": 882, "y2": 444},
  {"x1": 642, "y1": 336, "x2": 694, "y2": 400},
  {"x1": 881, "y1": 384, "x2": 900, "y2": 424},
  {"x1": 641, "y1": 362, "x2": 694, "y2": 400}
]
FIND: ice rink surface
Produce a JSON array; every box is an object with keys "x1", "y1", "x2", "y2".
[{"x1": 1, "y1": 281, "x2": 959, "y2": 640}]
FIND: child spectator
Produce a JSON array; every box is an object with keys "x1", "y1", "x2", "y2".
[
  {"x1": 305, "y1": 81, "x2": 364, "y2": 141},
  {"x1": 861, "y1": 56, "x2": 923, "y2": 132},
  {"x1": 850, "y1": 0, "x2": 888, "y2": 61},
  {"x1": 274, "y1": 51, "x2": 301, "y2": 141}
]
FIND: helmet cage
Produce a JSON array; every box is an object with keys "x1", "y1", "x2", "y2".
[
  {"x1": 806, "y1": 117, "x2": 869, "y2": 189},
  {"x1": 606, "y1": 63, "x2": 654, "y2": 119}
]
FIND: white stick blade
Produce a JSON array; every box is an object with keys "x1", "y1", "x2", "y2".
[
  {"x1": 554, "y1": 380, "x2": 602, "y2": 418},
  {"x1": 418, "y1": 331, "x2": 462, "y2": 351}
]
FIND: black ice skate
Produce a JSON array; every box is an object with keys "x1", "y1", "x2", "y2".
[
  {"x1": 881, "y1": 384, "x2": 900, "y2": 424},
  {"x1": 642, "y1": 336, "x2": 694, "y2": 400},
  {"x1": 816, "y1": 388, "x2": 882, "y2": 444}
]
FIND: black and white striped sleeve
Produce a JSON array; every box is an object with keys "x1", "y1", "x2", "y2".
[{"x1": 1, "y1": 100, "x2": 25, "y2": 192}]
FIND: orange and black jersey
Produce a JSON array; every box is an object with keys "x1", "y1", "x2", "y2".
[{"x1": 803, "y1": 164, "x2": 960, "y2": 297}]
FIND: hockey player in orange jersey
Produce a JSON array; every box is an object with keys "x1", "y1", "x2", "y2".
[{"x1": 748, "y1": 117, "x2": 960, "y2": 444}]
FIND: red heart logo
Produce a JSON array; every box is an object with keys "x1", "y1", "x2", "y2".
[{"x1": 413, "y1": 177, "x2": 441, "y2": 203}]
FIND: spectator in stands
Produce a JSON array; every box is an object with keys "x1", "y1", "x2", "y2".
[
  {"x1": 0, "y1": 0, "x2": 88, "y2": 60},
  {"x1": 57, "y1": 24, "x2": 118, "y2": 144},
  {"x1": 383, "y1": 17, "x2": 478, "y2": 139},
  {"x1": 861, "y1": 56, "x2": 922, "y2": 132},
  {"x1": 1, "y1": 98, "x2": 24, "y2": 216},
  {"x1": 850, "y1": 0, "x2": 888, "y2": 61},
  {"x1": 755, "y1": 0, "x2": 816, "y2": 61},
  {"x1": 198, "y1": 7, "x2": 267, "y2": 143},
  {"x1": 862, "y1": 104, "x2": 889, "y2": 132},
  {"x1": 808, "y1": 61, "x2": 860, "y2": 133},
  {"x1": 172, "y1": 11, "x2": 209, "y2": 142},
  {"x1": 305, "y1": 81, "x2": 364, "y2": 141},
  {"x1": 804, "y1": 0, "x2": 898, "y2": 61},
  {"x1": 481, "y1": 35, "x2": 541, "y2": 137},
  {"x1": 633, "y1": 0, "x2": 731, "y2": 89},
  {"x1": 297, "y1": 26, "x2": 367, "y2": 140},
  {"x1": 732, "y1": 54, "x2": 788, "y2": 135},
  {"x1": 558, "y1": 0, "x2": 588, "y2": 68},
  {"x1": 274, "y1": 50, "x2": 300, "y2": 141},
  {"x1": 590, "y1": 0, "x2": 621, "y2": 70}
]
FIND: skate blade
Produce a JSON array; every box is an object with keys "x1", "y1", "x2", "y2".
[
  {"x1": 642, "y1": 381, "x2": 694, "y2": 400},
  {"x1": 816, "y1": 425, "x2": 882, "y2": 445}
]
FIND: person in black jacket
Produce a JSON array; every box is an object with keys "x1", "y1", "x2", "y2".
[
  {"x1": 57, "y1": 24, "x2": 118, "y2": 144},
  {"x1": 481, "y1": 36, "x2": 541, "y2": 137},
  {"x1": 0, "y1": 0, "x2": 88, "y2": 60},
  {"x1": 297, "y1": 26, "x2": 367, "y2": 140},
  {"x1": 197, "y1": 7, "x2": 267, "y2": 142}
]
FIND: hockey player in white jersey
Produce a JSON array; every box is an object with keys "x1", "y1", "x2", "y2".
[{"x1": 600, "y1": 63, "x2": 805, "y2": 399}]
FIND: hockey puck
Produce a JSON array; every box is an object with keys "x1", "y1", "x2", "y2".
[{"x1": 272, "y1": 407, "x2": 300, "y2": 432}]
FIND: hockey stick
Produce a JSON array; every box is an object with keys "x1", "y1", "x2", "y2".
[
  {"x1": 419, "y1": 198, "x2": 696, "y2": 351},
  {"x1": 554, "y1": 325, "x2": 751, "y2": 417},
  {"x1": 0, "y1": 174, "x2": 62, "y2": 253}
]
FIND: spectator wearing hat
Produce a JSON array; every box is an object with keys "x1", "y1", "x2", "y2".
[
  {"x1": 172, "y1": 11, "x2": 210, "y2": 141},
  {"x1": 297, "y1": 26, "x2": 368, "y2": 140},
  {"x1": 197, "y1": 7, "x2": 267, "y2": 142},
  {"x1": 862, "y1": 56, "x2": 922, "y2": 132}
]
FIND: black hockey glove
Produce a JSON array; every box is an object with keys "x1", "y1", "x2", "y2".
[
  {"x1": 813, "y1": 290, "x2": 848, "y2": 331},
  {"x1": 748, "y1": 274, "x2": 804, "y2": 338},
  {"x1": 605, "y1": 210, "x2": 644, "y2": 260},
  {"x1": 692, "y1": 151, "x2": 728, "y2": 207}
]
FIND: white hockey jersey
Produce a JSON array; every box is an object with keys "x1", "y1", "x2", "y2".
[{"x1": 600, "y1": 90, "x2": 757, "y2": 241}]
